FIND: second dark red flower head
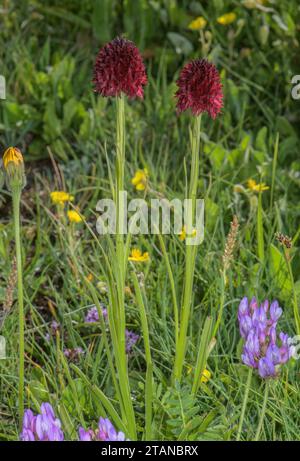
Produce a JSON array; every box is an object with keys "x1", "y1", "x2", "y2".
[{"x1": 93, "y1": 37, "x2": 223, "y2": 119}]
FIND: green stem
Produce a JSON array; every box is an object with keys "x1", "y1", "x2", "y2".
[
  {"x1": 157, "y1": 232, "x2": 179, "y2": 350},
  {"x1": 114, "y1": 95, "x2": 136, "y2": 440},
  {"x1": 212, "y1": 269, "x2": 226, "y2": 338},
  {"x1": 116, "y1": 94, "x2": 126, "y2": 343},
  {"x1": 173, "y1": 115, "x2": 201, "y2": 382},
  {"x1": 12, "y1": 187, "x2": 24, "y2": 430},
  {"x1": 270, "y1": 133, "x2": 279, "y2": 213},
  {"x1": 257, "y1": 189, "x2": 264, "y2": 263},
  {"x1": 284, "y1": 250, "x2": 300, "y2": 335},
  {"x1": 254, "y1": 381, "x2": 269, "y2": 441},
  {"x1": 236, "y1": 368, "x2": 253, "y2": 441},
  {"x1": 132, "y1": 271, "x2": 153, "y2": 440}
]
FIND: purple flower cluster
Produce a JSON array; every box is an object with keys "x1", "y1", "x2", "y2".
[
  {"x1": 85, "y1": 304, "x2": 107, "y2": 323},
  {"x1": 79, "y1": 417, "x2": 126, "y2": 441},
  {"x1": 238, "y1": 297, "x2": 293, "y2": 378},
  {"x1": 125, "y1": 329, "x2": 139, "y2": 353},
  {"x1": 63, "y1": 347, "x2": 84, "y2": 361},
  {"x1": 85, "y1": 305, "x2": 139, "y2": 354},
  {"x1": 45, "y1": 320, "x2": 60, "y2": 342},
  {"x1": 21, "y1": 403, "x2": 64, "y2": 441}
]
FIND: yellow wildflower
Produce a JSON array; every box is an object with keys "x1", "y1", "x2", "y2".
[
  {"x1": 200, "y1": 368, "x2": 211, "y2": 384},
  {"x1": 187, "y1": 365, "x2": 211, "y2": 383},
  {"x1": 2, "y1": 147, "x2": 24, "y2": 170},
  {"x1": 128, "y1": 248, "x2": 149, "y2": 263},
  {"x1": 179, "y1": 226, "x2": 197, "y2": 241},
  {"x1": 188, "y1": 16, "x2": 207, "y2": 31},
  {"x1": 247, "y1": 179, "x2": 269, "y2": 192},
  {"x1": 50, "y1": 191, "x2": 74, "y2": 205},
  {"x1": 67, "y1": 209, "x2": 83, "y2": 223},
  {"x1": 131, "y1": 169, "x2": 148, "y2": 191},
  {"x1": 86, "y1": 273, "x2": 94, "y2": 282},
  {"x1": 217, "y1": 12, "x2": 237, "y2": 26}
]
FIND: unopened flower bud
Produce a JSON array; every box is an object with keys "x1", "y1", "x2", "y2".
[{"x1": 2, "y1": 147, "x2": 26, "y2": 190}]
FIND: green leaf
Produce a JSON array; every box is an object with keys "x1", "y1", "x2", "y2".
[
  {"x1": 269, "y1": 244, "x2": 292, "y2": 299},
  {"x1": 255, "y1": 127, "x2": 268, "y2": 152}
]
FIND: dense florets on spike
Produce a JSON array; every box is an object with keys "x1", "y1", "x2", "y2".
[
  {"x1": 176, "y1": 59, "x2": 223, "y2": 118},
  {"x1": 93, "y1": 37, "x2": 147, "y2": 99}
]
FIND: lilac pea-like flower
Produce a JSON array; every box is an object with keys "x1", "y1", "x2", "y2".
[
  {"x1": 242, "y1": 349, "x2": 257, "y2": 369},
  {"x1": 20, "y1": 403, "x2": 64, "y2": 441},
  {"x1": 258, "y1": 356, "x2": 276, "y2": 379},
  {"x1": 249, "y1": 297, "x2": 258, "y2": 312},
  {"x1": 21, "y1": 409, "x2": 36, "y2": 441},
  {"x1": 269, "y1": 301, "x2": 282, "y2": 324},
  {"x1": 278, "y1": 332, "x2": 291, "y2": 363},
  {"x1": 35, "y1": 403, "x2": 64, "y2": 441},
  {"x1": 261, "y1": 299, "x2": 269, "y2": 313},
  {"x1": 238, "y1": 297, "x2": 249, "y2": 318},
  {"x1": 269, "y1": 325, "x2": 277, "y2": 345},
  {"x1": 97, "y1": 417, "x2": 126, "y2": 441},
  {"x1": 245, "y1": 330, "x2": 260, "y2": 358},
  {"x1": 238, "y1": 298, "x2": 253, "y2": 339},
  {"x1": 239, "y1": 314, "x2": 252, "y2": 340},
  {"x1": 238, "y1": 297, "x2": 293, "y2": 379},
  {"x1": 35, "y1": 414, "x2": 63, "y2": 441},
  {"x1": 79, "y1": 427, "x2": 94, "y2": 441},
  {"x1": 252, "y1": 306, "x2": 267, "y2": 326}
]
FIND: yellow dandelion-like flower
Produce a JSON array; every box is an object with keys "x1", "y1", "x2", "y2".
[
  {"x1": 247, "y1": 179, "x2": 269, "y2": 192},
  {"x1": 187, "y1": 365, "x2": 211, "y2": 383},
  {"x1": 67, "y1": 209, "x2": 83, "y2": 223},
  {"x1": 128, "y1": 248, "x2": 149, "y2": 263},
  {"x1": 50, "y1": 191, "x2": 74, "y2": 205},
  {"x1": 188, "y1": 16, "x2": 207, "y2": 31},
  {"x1": 131, "y1": 168, "x2": 148, "y2": 191},
  {"x1": 200, "y1": 368, "x2": 211, "y2": 384},
  {"x1": 179, "y1": 226, "x2": 197, "y2": 241},
  {"x1": 217, "y1": 12, "x2": 237, "y2": 26},
  {"x1": 2, "y1": 147, "x2": 24, "y2": 170},
  {"x1": 86, "y1": 273, "x2": 94, "y2": 282}
]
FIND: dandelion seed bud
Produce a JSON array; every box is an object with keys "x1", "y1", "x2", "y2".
[
  {"x1": 2, "y1": 147, "x2": 26, "y2": 190},
  {"x1": 259, "y1": 24, "x2": 269, "y2": 46},
  {"x1": 233, "y1": 184, "x2": 246, "y2": 194}
]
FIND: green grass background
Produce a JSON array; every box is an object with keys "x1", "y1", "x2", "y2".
[{"x1": 1, "y1": 0, "x2": 300, "y2": 441}]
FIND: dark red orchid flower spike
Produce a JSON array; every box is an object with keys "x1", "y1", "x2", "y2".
[
  {"x1": 93, "y1": 37, "x2": 147, "y2": 99},
  {"x1": 175, "y1": 59, "x2": 223, "y2": 119}
]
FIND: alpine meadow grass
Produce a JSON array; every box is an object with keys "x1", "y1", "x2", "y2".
[{"x1": 0, "y1": 0, "x2": 300, "y2": 444}]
